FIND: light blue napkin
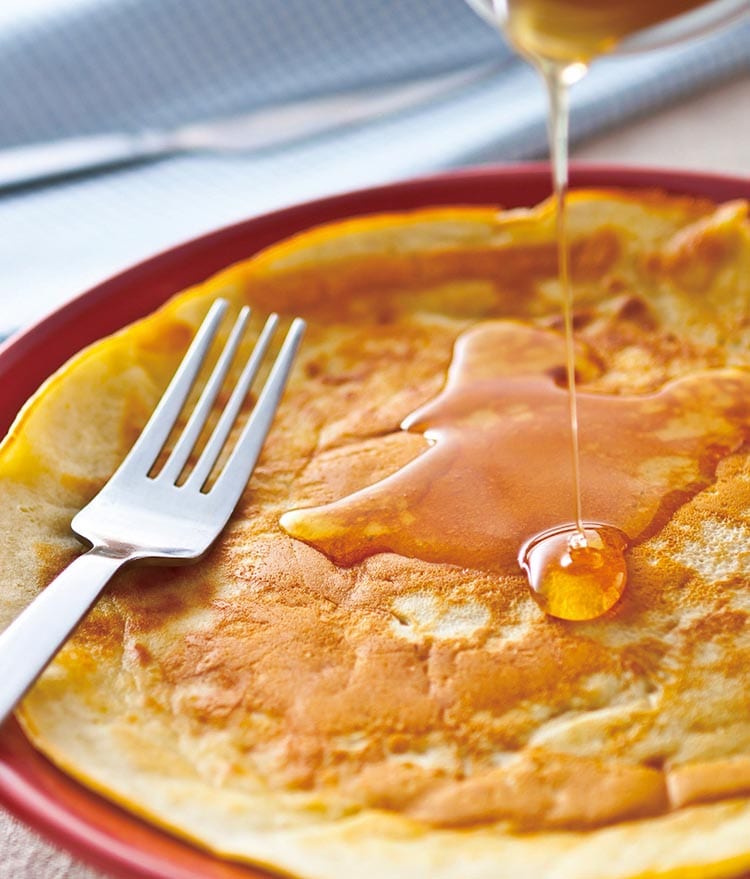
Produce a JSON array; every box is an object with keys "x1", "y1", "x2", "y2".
[{"x1": 0, "y1": 0, "x2": 747, "y2": 334}]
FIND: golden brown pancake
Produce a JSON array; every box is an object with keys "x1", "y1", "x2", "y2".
[{"x1": 2, "y1": 190, "x2": 750, "y2": 878}]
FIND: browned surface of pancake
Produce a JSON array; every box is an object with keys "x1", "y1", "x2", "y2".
[{"x1": 2, "y1": 191, "x2": 750, "y2": 878}]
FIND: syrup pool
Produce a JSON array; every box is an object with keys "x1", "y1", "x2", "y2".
[{"x1": 281, "y1": 321, "x2": 750, "y2": 610}]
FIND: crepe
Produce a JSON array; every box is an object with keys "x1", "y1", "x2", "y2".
[{"x1": 2, "y1": 189, "x2": 750, "y2": 878}]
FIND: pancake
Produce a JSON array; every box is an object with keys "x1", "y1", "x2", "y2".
[{"x1": 2, "y1": 189, "x2": 750, "y2": 878}]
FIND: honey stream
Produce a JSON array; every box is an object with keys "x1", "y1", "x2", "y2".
[
  {"x1": 518, "y1": 56, "x2": 625, "y2": 619},
  {"x1": 502, "y1": 0, "x2": 730, "y2": 616}
]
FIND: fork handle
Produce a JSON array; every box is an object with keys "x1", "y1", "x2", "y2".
[{"x1": 0, "y1": 548, "x2": 129, "y2": 725}]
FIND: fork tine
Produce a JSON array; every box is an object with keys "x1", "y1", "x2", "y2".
[
  {"x1": 116, "y1": 299, "x2": 229, "y2": 477},
  {"x1": 159, "y1": 305, "x2": 251, "y2": 484},
  {"x1": 208, "y1": 317, "x2": 306, "y2": 509},
  {"x1": 183, "y1": 312, "x2": 281, "y2": 490}
]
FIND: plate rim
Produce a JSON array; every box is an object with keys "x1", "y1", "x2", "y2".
[{"x1": 1, "y1": 161, "x2": 749, "y2": 879}]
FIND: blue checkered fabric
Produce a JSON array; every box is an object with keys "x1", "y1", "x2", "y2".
[{"x1": 0, "y1": 0, "x2": 747, "y2": 333}]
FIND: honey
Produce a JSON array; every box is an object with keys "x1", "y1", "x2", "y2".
[
  {"x1": 504, "y1": 0, "x2": 720, "y2": 65},
  {"x1": 284, "y1": 0, "x2": 741, "y2": 620},
  {"x1": 519, "y1": 524, "x2": 628, "y2": 620},
  {"x1": 495, "y1": 0, "x2": 724, "y2": 617},
  {"x1": 281, "y1": 321, "x2": 750, "y2": 614}
]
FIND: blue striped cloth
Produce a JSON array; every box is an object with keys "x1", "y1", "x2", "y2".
[{"x1": 0, "y1": 0, "x2": 747, "y2": 335}]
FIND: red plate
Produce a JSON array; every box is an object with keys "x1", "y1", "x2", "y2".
[{"x1": 1, "y1": 164, "x2": 749, "y2": 879}]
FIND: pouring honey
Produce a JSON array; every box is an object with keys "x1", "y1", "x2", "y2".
[
  {"x1": 462, "y1": 0, "x2": 747, "y2": 618},
  {"x1": 282, "y1": 1, "x2": 749, "y2": 622}
]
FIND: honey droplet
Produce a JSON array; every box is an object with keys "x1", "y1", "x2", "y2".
[{"x1": 519, "y1": 523, "x2": 628, "y2": 621}]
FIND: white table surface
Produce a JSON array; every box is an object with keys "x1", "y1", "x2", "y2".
[
  {"x1": 573, "y1": 74, "x2": 750, "y2": 175},
  {"x1": 1, "y1": 71, "x2": 748, "y2": 879}
]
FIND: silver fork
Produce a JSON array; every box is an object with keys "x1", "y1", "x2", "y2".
[{"x1": 0, "y1": 299, "x2": 305, "y2": 724}]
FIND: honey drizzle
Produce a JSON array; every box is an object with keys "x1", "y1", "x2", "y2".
[
  {"x1": 514, "y1": 57, "x2": 629, "y2": 616},
  {"x1": 283, "y1": 2, "x2": 747, "y2": 621},
  {"x1": 544, "y1": 59, "x2": 587, "y2": 537},
  {"x1": 503, "y1": 0, "x2": 730, "y2": 615}
]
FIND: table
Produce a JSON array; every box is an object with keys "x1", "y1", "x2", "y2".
[{"x1": 573, "y1": 75, "x2": 750, "y2": 175}]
